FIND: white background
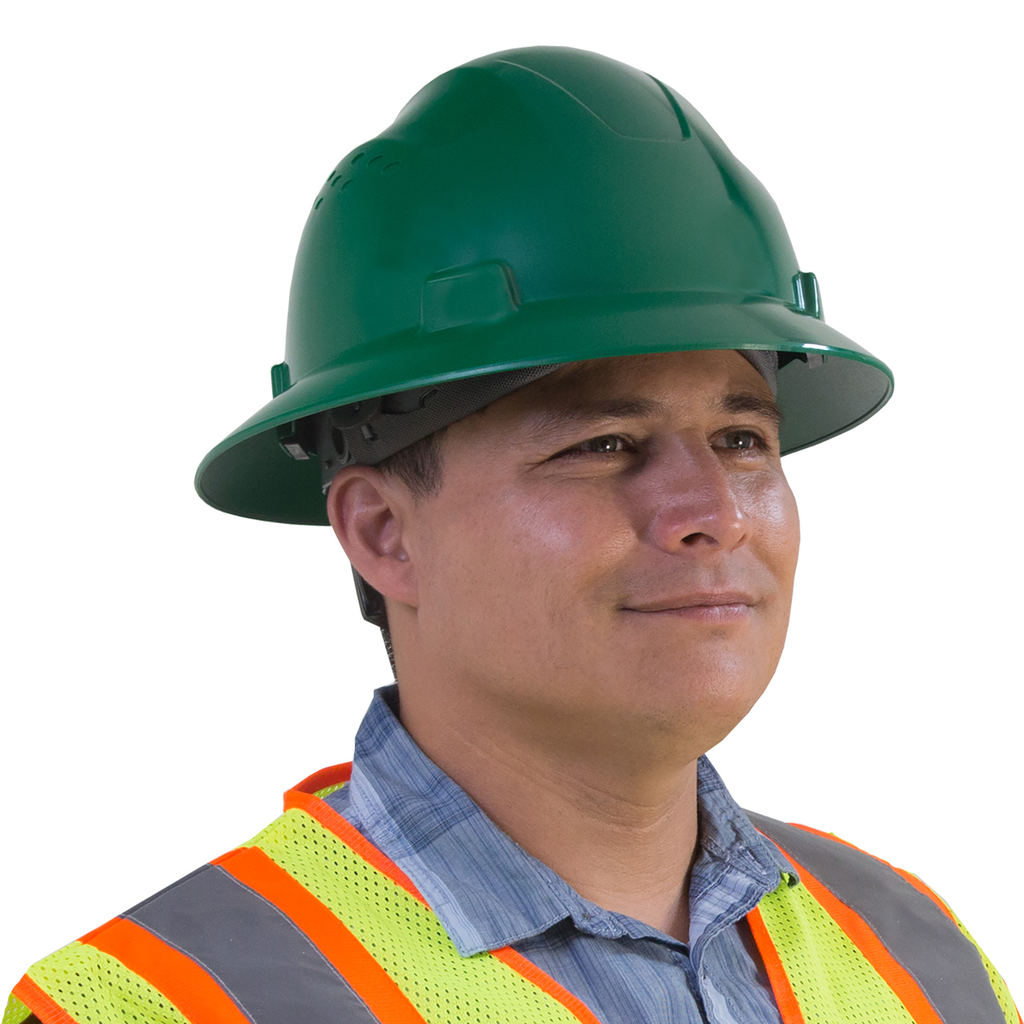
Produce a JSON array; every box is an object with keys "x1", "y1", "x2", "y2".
[{"x1": 3, "y1": 0, "x2": 1021, "y2": 1005}]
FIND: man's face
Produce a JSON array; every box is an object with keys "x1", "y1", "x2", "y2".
[{"x1": 396, "y1": 349, "x2": 800, "y2": 758}]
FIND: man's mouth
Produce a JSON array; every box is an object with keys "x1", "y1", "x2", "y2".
[{"x1": 623, "y1": 591, "x2": 756, "y2": 613}]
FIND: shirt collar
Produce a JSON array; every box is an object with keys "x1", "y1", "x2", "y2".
[{"x1": 329, "y1": 686, "x2": 795, "y2": 957}]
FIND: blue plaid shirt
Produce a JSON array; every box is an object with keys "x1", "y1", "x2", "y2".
[{"x1": 327, "y1": 687, "x2": 796, "y2": 1024}]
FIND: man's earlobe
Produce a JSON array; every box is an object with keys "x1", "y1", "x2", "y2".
[{"x1": 326, "y1": 468, "x2": 418, "y2": 608}]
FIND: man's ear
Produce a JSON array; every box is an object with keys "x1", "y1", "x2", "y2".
[{"x1": 326, "y1": 466, "x2": 419, "y2": 609}]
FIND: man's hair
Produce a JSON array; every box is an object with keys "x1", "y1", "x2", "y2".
[{"x1": 376, "y1": 426, "x2": 447, "y2": 499}]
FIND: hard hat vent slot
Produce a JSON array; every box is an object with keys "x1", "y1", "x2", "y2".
[{"x1": 314, "y1": 150, "x2": 399, "y2": 211}]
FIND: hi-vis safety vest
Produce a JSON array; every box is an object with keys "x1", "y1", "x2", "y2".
[{"x1": 6, "y1": 764, "x2": 1019, "y2": 1024}]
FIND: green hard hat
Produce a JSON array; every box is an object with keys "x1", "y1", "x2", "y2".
[{"x1": 196, "y1": 46, "x2": 893, "y2": 527}]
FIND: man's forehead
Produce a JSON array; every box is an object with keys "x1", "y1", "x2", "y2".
[
  {"x1": 498, "y1": 349, "x2": 778, "y2": 417},
  {"x1": 555, "y1": 348, "x2": 761, "y2": 381}
]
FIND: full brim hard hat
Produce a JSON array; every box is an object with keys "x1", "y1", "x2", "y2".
[{"x1": 196, "y1": 48, "x2": 893, "y2": 526}]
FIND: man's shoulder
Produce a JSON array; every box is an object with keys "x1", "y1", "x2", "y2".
[
  {"x1": 746, "y1": 809, "x2": 1019, "y2": 1024},
  {"x1": 5, "y1": 797, "x2": 376, "y2": 1024}
]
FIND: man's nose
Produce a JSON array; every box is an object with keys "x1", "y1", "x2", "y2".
[{"x1": 638, "y1": 438, "x2": 752, "y2": 555}]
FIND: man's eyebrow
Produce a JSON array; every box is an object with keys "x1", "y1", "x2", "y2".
[
  {"x1": 717, "y1": 391, "x2": 784, "y2": 425},
  {"x1": 524, "y1": 398, "x2": 668, "y2": 436},
  {"x1": 521, "y1": 391, "x2": 783, "y2": 441}
]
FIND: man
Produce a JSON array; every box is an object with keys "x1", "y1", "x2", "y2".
[{"x1": 6, "y1": 46, "x2": 1017, "y2": 1024}]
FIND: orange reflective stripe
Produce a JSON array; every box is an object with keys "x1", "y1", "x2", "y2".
[
  {"x1": 293, "y1": 762, "x2": 353, "y2": 794},
  {"x1": 12, "y1": 976, "x2": 79, "y2": 1024},
  {"x1": 85, "y1": 917, "x2": 251, "y2": 1024},
  {"x1": 780, "y1": 849, "x2": 944, "y2": 1024},
  {"x1": 746, "y1": 906, "x2": 805, "y2": 1024},
  {"x1": 217, "y1": 845, "x2": 426, "y2": 1024}
]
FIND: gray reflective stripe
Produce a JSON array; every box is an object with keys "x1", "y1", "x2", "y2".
[
  {"x1": 126, "y1": 864, "x2": 382, "y2": 1024},
  {"x1": 747, "y1": 812, "x2": 1005, "y2": 1024}
]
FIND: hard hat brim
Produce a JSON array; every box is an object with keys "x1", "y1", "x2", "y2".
[{"x1": 195, "y1": 292, "x2": 893, "y2": 525}]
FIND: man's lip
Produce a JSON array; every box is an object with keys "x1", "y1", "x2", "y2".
[{"x1": 621, "y1": 592, "x2": 756, "y2": 612}]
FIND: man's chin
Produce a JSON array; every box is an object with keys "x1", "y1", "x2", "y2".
[{"x1": 555, "y1": 672, "x2": 771, "y2": 747}]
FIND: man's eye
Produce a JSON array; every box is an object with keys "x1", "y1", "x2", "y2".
[
  {"x1": 578, "y1": 435, "x2": 630, "y2": 454},
  {"x1": 551, "y1": 434, "x2": 634, "y2": 460},
  {"x1": 716, "y1": 430, "x2": 765, "y2": 451}
]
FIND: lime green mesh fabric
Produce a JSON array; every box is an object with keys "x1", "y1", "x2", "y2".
[
  {"x1": 26, "y1": 941, "x2": 191, "y2": 1024},
  {"x1": 312, "y1": 781, "x2": 348, "y2": 800},
  {"x1": 248, "y1": 807, "x2": 585, "y2": 1024},
  {"x1": 2, "y1": 994, "x2": 32, "y2": 1024},
  {"x1": 920, "y1": 882, "x2": 1019, "y2": 1024},
  {"x1": 757, "y1": 880, "x2": 916, "y2": 1023}
]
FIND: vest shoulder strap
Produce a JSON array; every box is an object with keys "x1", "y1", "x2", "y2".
[
  {"x1": 747, "y1": 811, "x2": 1019, "y2": 1024},
  {"x1": 6, "y1": 860, "x2": 393, "y2": 1024}
]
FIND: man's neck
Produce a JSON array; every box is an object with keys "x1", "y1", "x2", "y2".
[{"x1": 397, "y1": 688, "x2": 702, "y2": 944}]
